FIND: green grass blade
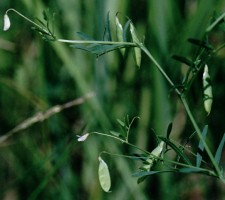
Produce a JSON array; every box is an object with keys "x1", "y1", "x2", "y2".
[{"x1": 215, "y1": 133, "x2": 225, "y2": 164}]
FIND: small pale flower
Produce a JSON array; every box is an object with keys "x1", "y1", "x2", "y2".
[
  {"x1": 77, "y1": 133, "x2": 89, "y2": 142},
  {"x1": 3, "y1": 14, "x2": 11, "y2": 31}
]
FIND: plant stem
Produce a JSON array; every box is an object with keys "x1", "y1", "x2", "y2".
[
  {"x1": 140, "y1": 43, "x2": 224, "y2": 181},
  {"x1": 5, "y1": 8, "x2": 50, "y2": 35},
  {"x1": 180, "y1": 94, "x2": 222, "y2": 179},
  {"x1": 92, "y1": 132, "x2": 150, "y2": 154},
  {"x1": 57, "y1": 39, "x2": 136, "y2": 46},
  {"x1": 139, "y1": 44, "x2": 181, "y2": 96},
  {"x1": 206, "y1": 11, "x2": 225, "y2": 32}
]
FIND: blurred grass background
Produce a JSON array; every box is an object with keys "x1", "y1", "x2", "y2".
[{"x1": 1, "y1": 0, "x2": 225, "y2": 199}]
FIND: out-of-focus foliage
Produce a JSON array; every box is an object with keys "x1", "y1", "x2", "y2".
[{"x1": 1, "y1": 0, "x2": 225, "y2": 199}]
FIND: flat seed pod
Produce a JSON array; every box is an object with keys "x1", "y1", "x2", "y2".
[
  {"x1": 98, "y1": 157, "x2": 111, "y2": 192},
  {"x1": 143, "y1": 141, "x2": 164, "y2": 171},
  {"x1": 203, "y1": 64, "x2": 213, "y2": 115},
  {"x1": 130, "y1": 23, "x2": 141, "y2": 68},
  {"x1": 151, "y1": 141, "x2": 164, "y2": 157},
  {"x1": 116, "y1": 15, "x2": 125, "y2": 55}
]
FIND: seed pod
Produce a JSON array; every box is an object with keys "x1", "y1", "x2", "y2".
[
  {"x1": 130, "y1": 23, "x2": 141, "y2": 68},
  {"x1": 142, "y1": 141, "x2": 164, "y2": 171},
  {"x1": 203, "y1": 64, "x2": 213, "y2": 115},
  {"x1": 116, "y1": 15, "x2": 125, "y2": 56},
  {"x1": 3, "y1": 14, "x2": 11, "y2": 31},
  {"x1": 98, "y1": 157, "x2": 111, "y2": 192}
]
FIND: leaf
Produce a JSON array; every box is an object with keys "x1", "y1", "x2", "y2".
[
  {"x1": 130, "y1": 23, "x2": 142, "y2": 68},
  {"x1": 43, "y1": 10, "x2": 49, "y2": 21},
  {"x1": 178, "y1": 167, "x2": 206, "y2": 173},
  {"x1": 76, "y1": 32, "x2": 94, "y2": 41},
  {"x1": 172, "y1": 55, "x2": 193, "y2": 66},
  {"x1": 72, "y1": 44, "x2": 125, "y2": 57},
  {"x1": 35, "y1": 18, "x2": 46, "y2": 27},
  {"x1": 123, "y1": 19, "x2": 131, "y2": 42},
  {"x1": 129, "y1": 153, "x2": 147, "y2": 161},
  {"x1": 103, "y1": 12, "x2": 112, "y2": 41},
  {"x1": 109, "y1": 131, "x2": 123, "y2": 138},
  {"x1": 137, "y1": 176, "x2": 147, "y2": 184},
  {"x1": 98, "y1": 157, "x2": 111, "y2": 192},
  {"x1": 196, "y1": 125, "x2": 208, "y2": 167},
  {"x1": 159, "y1": 137, "x2": 192, "y2": 165},
  {"x1": 116, "y1": 119, "x2": 126, "y2": 128},
  {"x1": 215, "y1": 133, "x2": 225, "y2": 164},
  {"x1": 133, "y1": 170, "x2": 175, "y2": 178},
  {"x1": 166, "y1": 122, "x2": 173, "y2": 139},
  {"x1": 116, "y1": 14, "x2": 125, "y2": 55},
  {"x1": 188, "y1": 38, "x2": 213, "y2": 51}
]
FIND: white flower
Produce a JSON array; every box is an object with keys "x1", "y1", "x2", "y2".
[
  {"x1": 77, "y1": 133, "x2": 89, "y2": 142},
  {"x1": 3, "y1": 14, "x2": 11, "y2": 31}
]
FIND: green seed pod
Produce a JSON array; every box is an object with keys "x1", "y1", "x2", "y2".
[
  {"x1": 115, "y1": 15, "x2": 125, "y2": 56},
  {"x1": 203, "y1": 64, "x2": 213, "y2": 115},
  {"x1": 130, "y1": 23, "x2": 141, "y2": 68},
  {"x1": 98, "y1": 157, "x2": 111, "y2": 192}
]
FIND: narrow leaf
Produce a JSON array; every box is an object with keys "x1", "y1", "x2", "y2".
[
  {"x1": 188, "y1": 38, "x2": 213, "y2": 50},
  {"x1": 178, "y1": 167, "x2": 213, "y2": 176},
  {"x1": 109, "y1": 131, "x2": 123, "y2": 138},
  {"x1": 172, "y1": 55, "x2": 193, "y2": 66},
  {"x1": 159, "y1": 137, "x2": 192, "y2": 165},
  {"x1": 98, "y1": 157, "x2": 111, "y2": 192},
  {"x1": 35, "y1": 18, "x2": 46, "y2": 27},
  {"x1": 130, "y1": 23, "x2": 141, "y2": 68},
  {"x1": 129, "y1": 154, "x2": 147, "y2": 161},
  {"x1": 116, "y1": 14, "x2": 125, "y2": 55},
  {"x1": 178, "y1": 167, "x2": 205, "y2": 173},
  {"x1": 103, "y1": 12, "x2": 112, "y2": 41},
  {"x1": 76, "y1": 32, "x2": 94, "y2": 40},
  {"x1": 215, "y1": 133, "x2": 225, "y2": 164},
  {"x1": 166, "y1": 122, "x2": 173, "y2": 139},
  {"x1": 133, "y1": 170, "x2": 175, "y2": 177},
  {"x1": 137, "y1": 176, "x2": 147, "y2": 184},
  {"x1": 43, "y1": 10, "x2": 49, "y2": 21},
  {"x1": 117, "y1": 119, "x2": 126, "y2": 128},
  {"x1": 72, "y1": 44, "x2": 125, "y2": 57},
  {"x1": 196, "y1": 125, "x2": 208, "y2": 167},
  {"x1": 123, "y1": 19, "x2": 131, "y2": 42}
]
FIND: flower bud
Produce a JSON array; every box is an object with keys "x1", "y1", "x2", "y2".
[
  {"x1": 77, "y1": 133, "x2": 89, "y2": 142},
  {"x1": 3, "y1": 14, "x2": 11, "y2": 31}
]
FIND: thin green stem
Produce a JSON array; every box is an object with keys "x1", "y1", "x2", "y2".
[
  {"x1": 5, "y1": 8, "x2": 50, "y2": 35},
  {"x1": 139, "y1": 44, "x2": 181, "y2": 96},
  {"x1": 57, "y1": 39, "x2": 136, "y2": 46},
  {"x1": 140, "y1": 43, "x2": 225, "y2": 182},
  {"x1": 213, "y1": 43, "x2": 225, "y2": 54},
  {"x1": 92, "y1": 132, "x2": 150, "y2": 154},
  {"x1": 126, "y1": 116, "x2": 139, "y2": 143},
  {"x1": 206, "y1": 11, "x2": 225, "y2": 32},
  {"x1": 180, "y1": 95, "x2": 222, "y2": 178}
]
